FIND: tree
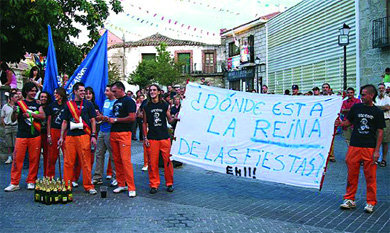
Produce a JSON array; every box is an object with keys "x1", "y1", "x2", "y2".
[
  {"x1": 128, "y1": 42, "x2": 184, "y2": 88},
  {"x1": 0, "y1": 0, "x2": 122, "y2": 74},
  {"x1": 108, "y1": 61, "x2": 121, "y2": 84}
]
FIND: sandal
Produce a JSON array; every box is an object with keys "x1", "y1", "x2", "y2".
[{"x1": 379, "y1": 160, "x2": 387, "y2": 167}]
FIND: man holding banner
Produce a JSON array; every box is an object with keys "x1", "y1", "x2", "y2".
[
  {"x1": 58, "y1": 82, "x2": 97, "y2": 195},
  {"x1": 337, "y1": 84, "x2": 385, "y2": 213},
  {"x1": 5, "y1": 82, "x2": 46, "y2": 192},
  {"x1": 143, "y1": 84, "x2": 175, "y2": 194}
]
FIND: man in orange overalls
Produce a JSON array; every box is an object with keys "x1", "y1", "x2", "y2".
[
  {"x1": 58, "y1": 82, "x2": 97, "y2": 195},
  {"x1": 143, "y1": 84, "x2": 177, "y2": 194},
  {"x1": 109, "y1": 81, "x2": 137, "y2": 198},
  {"x1": 4, "y1": 82, "x2": 45, "y2": 192},
  {"x1": 336, "y1": 84, "x2": 385, "y2": 213}
]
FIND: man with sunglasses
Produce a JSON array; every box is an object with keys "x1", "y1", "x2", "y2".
[
  {"x1": 336, "y1": 84, "x2": 385, "y2": 213},
  {"x1": 340, "y1": 87, "x2": 361, "y2": 146}
]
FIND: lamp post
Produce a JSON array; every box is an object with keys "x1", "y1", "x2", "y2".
[
  {"x1": 255, "y1": 56, "x2": 260, "y2": 92},
  {"x1": 338, "y1": 23, "x2": 350, "y2": 91}
]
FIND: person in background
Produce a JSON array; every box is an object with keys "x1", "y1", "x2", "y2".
[
  {"x1": 0, "y1": 62, "x2": 18, "y2": 89},
  {"x1": 336, "y1": 84, "x2": 384, "y2": 213},
  {"x1": 340, "y1": 87, "x2": 361, "y2": 146},
  {"x1": 375, "y1": 83, "x2": 390, "y2": 167},
  {"x1": 262, "y1": 85, "x2": 268, "y2": 94},
  {"x1": 4, "y1": 82, "x2": 45, "y2": 192},
  {"x1": 386, "y1": 85, "x2": 390, "y2": 97},
  {"x1": 62, "y1": 73, "x2": 69, "y2": 87},
  {"x1": 291, "y1": 85, "x2": 302, "y2": 95},
  {"x1": 284, "y1": 89, "x2": 290, "y2": 95},
  {"x1": 170, "y1": 95, "x2": 181, "y2": 133},
  {"x1": 167, "y1": 85, "x2": 177, "y2": 99},
  {"x1": 143, "y1": 84, "x2": 176, "y2": 194},
  {"x1": 136, "y1": 94, "x2": 148, "y2": 171},
  {"x1": 58, "y1": 82, "x2": 97, "y2": 195},
  {"x1": 127, "y1": 90, "x2": 134, "y2": 98},
  {"x1": 29, "y1": 66, "x2": 43, "y2": 91},
  {"x1": 109, "y1": 81, "x2": 137, "y2": 198},
  {"x1": 1, "y1": 92, "x2": 18, "y2": 164},
  {"x1": 93, "y1": 84, "x2": 117, "y2": 186},
  {"x1": 382, "y1": 67, "x2": 390, "y2": 83},
  {"x1": 38, "y1": 91, "x2": 51, "y2": 177},
  {"x1": 312, "y1": 87, "x2": 320, "y2": 96},
  {"x1": 16, "y1": 89, "x2": 23, "y2": 101},
  {"x1": 46, "y1": 87, "x2": 67, "y2": 178},
  {"x1": 322, "y1": 83, "x2": 336, "y2": 162}
]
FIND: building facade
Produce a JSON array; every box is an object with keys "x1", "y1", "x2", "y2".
[
  {"x1": 359, "y1": 0, "x2": 390, "y2": 85},
  {"x1": 220, "y1": 13, "x2": 278, "y2": 92},
  {"x1": 107, "y1": 33, "x2": 225, "y2": 87}
]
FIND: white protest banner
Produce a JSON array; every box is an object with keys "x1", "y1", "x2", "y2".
[{"x1": 171, "y1": 83, "x2": 343, "y2": 189}]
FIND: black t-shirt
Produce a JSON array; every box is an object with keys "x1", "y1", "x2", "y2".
[
  {"x1": 144, "y1": 101, "x2": 170, "y2": 140},
  {"x1": 41, "y1": 105, "x2": 50, "y2": 134},
  {"x1": 348, "y1": 103, "x2": 386, "y2": 148},
  {"x1": 47, "y1": 101, "x2": 66, "y2": 130},
  {"x1": 111, "y1": 96, "x2": 136, "y2": 132},
  {"x1": 17, "y1": 100, "x2": 41, "y2": 138},
  {"x1": 62, "y1": 100, "x2": 96, "y2": 136}
]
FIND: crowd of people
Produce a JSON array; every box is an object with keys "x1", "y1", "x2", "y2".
[
  {"x1": 1, "y1": 79, "x2": 181, "y2": 198},
  {"x1": 1, "y1": 64, "x2": 388, "y2": 213}
]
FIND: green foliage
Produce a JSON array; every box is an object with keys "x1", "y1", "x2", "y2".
[
  {"x1": 108, "y1": 61, "x2": 121, "y2": 84},
  {"x1": 128, "y1": 43, "x2": 183, "y2": 88},
  {"x1": 0, "y1": 0, "x2": 123, "y2": 74}
]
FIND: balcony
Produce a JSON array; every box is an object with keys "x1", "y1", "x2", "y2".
[{"x1": 372, "y1": 16, "x2": 390, "y2": 48}]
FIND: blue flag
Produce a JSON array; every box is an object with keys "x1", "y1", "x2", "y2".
[
  {"x1": 43, "y1": 25, "x2": 60, "y2": 96},
  {"x1": 65, "y1": 31, "x2": 108, "y2": 111}
]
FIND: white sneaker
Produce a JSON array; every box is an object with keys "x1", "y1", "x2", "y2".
[
  {"x1": 128, "y1": 191, "x2": 136, "y2": 198},
  {"x1": 113, "y1": 186, "x2": 128, "y2": 193},
  {"x1": 110, "y1": 179, "x2": 118, "y2": 187},
  {"x1": 141, "y1": 166, "x2": 148, "y2": 171},
  {"x1": 89, "y1": 189, "x2": 97, "y2": 195},
  {"x1": 72, "y1": 182, "x2": 79, "y2": 188},
  {"x1": 340, "y1": 199, "x2": 356, "y2": 209},
  {"x1": 27, "y1": 183, "x2": 35, "y2": 190},
  {"x1": 106, "y1": 175, "x2": 112, "y2": 180},
  {"x1": 4, "y1": 157, "x2": 12, "y2": 164},
  {"x1": 364, "y1": 204, "x2": 374, "y2": 213},
  {"x1": 4, "y1": 184, "x2": 20, "y2": 192}
]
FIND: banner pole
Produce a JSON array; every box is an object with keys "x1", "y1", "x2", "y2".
[{"x1": 319, "y1": 117, "x2": 339, "y2": 191}]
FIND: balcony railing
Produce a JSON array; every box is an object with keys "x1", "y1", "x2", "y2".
[{"x1": 372, "y1": 16, "x2": 390, "y2": 48}]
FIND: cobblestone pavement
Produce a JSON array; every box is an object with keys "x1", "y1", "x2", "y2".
[{"x1": 0, "y1": 135, "x2": 389, "y2": 232}]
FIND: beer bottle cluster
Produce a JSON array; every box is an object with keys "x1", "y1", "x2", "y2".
[{"x1": 34, "y1": 177, "x2": 73, "y2": 205}]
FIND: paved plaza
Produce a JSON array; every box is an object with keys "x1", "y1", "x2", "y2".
[{"x1": 0, "y1": 135, "x2": 389, "y2": 233}]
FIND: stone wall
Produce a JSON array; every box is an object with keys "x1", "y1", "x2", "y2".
[{"x1": 359, "y1": 0, "x2": 390, "y2": 85}]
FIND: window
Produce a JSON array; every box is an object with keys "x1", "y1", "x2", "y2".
[
  {"x1": 141, "y1": 53, "x2": 156, "y2": 61},
  {"x1": 203, "y1": 51, "x2": 216, "y2": 73},
  {"x1": 178, "y1": 53, "x2": 191, "y2": 74},
  {"x1": 228, "y1": 42, "x2": 240, "y2": 57}
]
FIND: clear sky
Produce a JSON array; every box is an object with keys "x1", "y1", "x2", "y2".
[{"x1": 103, "y1": 0, "x2": 303, "y2": 44}]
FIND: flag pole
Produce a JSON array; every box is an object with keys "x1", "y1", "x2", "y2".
[{"x1": 319, "y1": 116, "x2": 340, "y2": 191}]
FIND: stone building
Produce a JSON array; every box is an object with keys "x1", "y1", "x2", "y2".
[
  {"x1": 359, "y1": 0, "x2": 390, "y2": 85},
  {"x1": 107, "y1": 33, "x2": 225, "y2": 87},
  {"x1": 220, "y1": 12, "x2": 279, "y2": 92}
]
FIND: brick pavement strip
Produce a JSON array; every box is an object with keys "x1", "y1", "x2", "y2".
[{"x1": 0, "y1": 135, "x2": 389, "y2": 232}]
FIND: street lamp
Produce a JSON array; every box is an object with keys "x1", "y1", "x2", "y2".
[
  {"x1": 255, "y1": 56, "x2": 260, "y2": 92},
  {"x1": 338, "y1": 23, "x2": 350, "y2": 91}
]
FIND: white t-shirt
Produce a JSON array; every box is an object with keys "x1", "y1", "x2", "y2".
[
  {"x1": 376, "y1": 95, "x2": 390, "y2": 119},
  {"x1": 1, "y1": 103, "x2": 17, "y2": 125}
]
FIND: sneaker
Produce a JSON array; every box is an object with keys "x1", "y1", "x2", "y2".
[
  {"x1": 128, "y1": 191, "x2": 136, "y2": 198},
  {"x1": 364, "y1": 204, "x2": 374, "y2": 213},
  {"x1": 149, "y1": 187, "x2": 158, "y2": 194},
  {"x1": 27, "y1": 183, "x2": 35, "y2": 190},
  {"x1": 106, "y1": 175, "x2": 112, "y2": 180},
  {"x1": 92, "y1": 179, "x2": 103, "y2": 185},
  {"x1": 4, "y1": 157, "x2": 12, "y2": 164},
  {"x1": 110, "y1": 179, "x2": 118, "y2": 187},
  {"x1": 72, "y1": 182, "x2": 79, "y2": 188},
  {"x1": 113, "y1": 186, "x2": 128, "y2": 193},
  {"x1": 141, "y1": 166, "x2": 148, "y2": 171},
  {"x1": 89, "y1": 189, "x2": 97, "y2": 195},
  {"x1": 4, "y1": 184, "x2": 20, "y2": 192},
  {"x1": 340, "y1": 199, "x2": 356, "y2": 209},
  {"x1": 167, "y1": 185, "x2": 174, "y2": 192}
]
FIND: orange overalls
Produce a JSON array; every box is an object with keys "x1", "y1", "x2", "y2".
[{"x1": 146, "y1": 139, "x2": 173, "y2": 188}]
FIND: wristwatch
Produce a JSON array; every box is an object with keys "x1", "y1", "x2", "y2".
[{"x1": 114, "y1": 118, "x2": 118, "y2": 123}]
